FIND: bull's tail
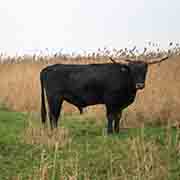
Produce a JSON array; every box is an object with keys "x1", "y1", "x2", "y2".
[{"x1": 40, "y1": 71, "x2": 47, "y2": 124}]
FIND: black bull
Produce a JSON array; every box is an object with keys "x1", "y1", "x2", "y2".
[{"x1": 40, "y1": 56, "x2": 169, "y2": 134}]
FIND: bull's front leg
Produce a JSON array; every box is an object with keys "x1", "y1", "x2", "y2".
[
  {"x1": 114, "y1": 111, "x2": 122, "y2": 133},
  {"x1": 106, "y1": 105, "x2": 122, "y2": 134},
  {"x1": 106, "y1": 104, "x2": 122, "y2": 134}
]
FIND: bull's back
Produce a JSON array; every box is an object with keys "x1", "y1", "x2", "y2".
[{"x1": 41, "y1": 63, "x2": 132, "y2": 92}]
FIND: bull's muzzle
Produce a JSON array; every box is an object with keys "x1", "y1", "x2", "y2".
[{"x1": 136, "y1": 83, "x2": 145, "y2": 90}]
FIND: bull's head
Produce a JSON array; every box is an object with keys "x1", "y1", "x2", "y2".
[{"x1": 109, "y1": 56, "x2": 169, "y2": 90}]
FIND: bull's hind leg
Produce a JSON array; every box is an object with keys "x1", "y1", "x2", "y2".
[
  {"x1": 47, "y1": 95, "x2": 63, "y2": 129},
  {"x1": 106, "y1": 112, "x2": 114, "y2": 134}
]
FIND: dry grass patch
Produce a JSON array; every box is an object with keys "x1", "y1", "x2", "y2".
[{"x1": 23, "y1": 127, "x2": 70, "y2": 149}]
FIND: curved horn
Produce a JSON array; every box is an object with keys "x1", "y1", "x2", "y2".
[
  {"x1": 109, "y1": 55, "x2": 170, "y2": 64},
  {"x1": 109, "y1": 57, "x2": 117, "y2": 63},
  {"x1": 147, "y1": 56, "x2": 169, "y2": 65}
]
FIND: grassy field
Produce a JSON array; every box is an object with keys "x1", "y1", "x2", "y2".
[
  {"x1": 0, "y1": 108, "x2": 180, "y2": 180},
  {"x1": 0, "y1": 51, "x2": 180, "y2": 179}
]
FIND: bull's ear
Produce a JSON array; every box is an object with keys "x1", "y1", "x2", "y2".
[{"x1": 108, "y1": 56, "x2": 131, "y2": 64}]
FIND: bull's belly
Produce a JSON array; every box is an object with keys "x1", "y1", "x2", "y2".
[
  {"x1": 63, "y1": 93, "x2": 103, "y2": 108},
  {"x1": 63, "y1": 91, "x2": 136, "y2": 109}
]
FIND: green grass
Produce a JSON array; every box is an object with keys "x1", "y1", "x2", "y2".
[
  {"x1": 0, "y1": 111, "x2": 42, "y2": 179},
  {"x1": 0, "y1": 110, "x2": 180, "y2": 180}
]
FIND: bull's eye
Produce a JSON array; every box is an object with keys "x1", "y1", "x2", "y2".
[{"x1": 121, "y1": 67, "x2": 127, "y2": 72}]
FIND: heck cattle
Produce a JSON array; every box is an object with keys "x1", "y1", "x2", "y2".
[{"x1": 40, "y1": 56, "x2": 169, "y2": 134}]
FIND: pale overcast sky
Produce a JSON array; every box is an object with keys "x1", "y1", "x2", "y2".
[{"x1": 0, "y1": 0, "x2": 179, "y2": 55}]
